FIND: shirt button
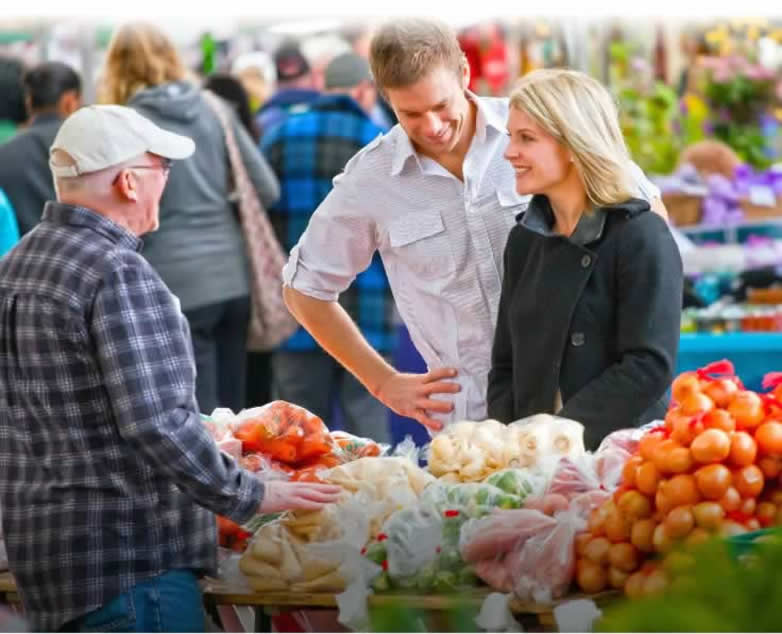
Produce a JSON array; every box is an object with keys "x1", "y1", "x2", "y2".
[
  {"x1": 571, "y1": 332, "x2": 585, "y2": 347},
  {"x1": 581, "y1": 255, "x2": 592, "y2": 268}
]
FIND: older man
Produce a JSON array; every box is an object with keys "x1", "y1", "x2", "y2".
[{"x1": 0, "y1": 105, "x2": 339, "y2": 633}]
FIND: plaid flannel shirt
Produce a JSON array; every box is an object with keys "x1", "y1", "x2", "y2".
[
  {"x1": 0, "y1": 203, "x2": 264, "y2": 632},
  {"x1": 261, "y1": 94, "x2": 397, "y2": 353}
]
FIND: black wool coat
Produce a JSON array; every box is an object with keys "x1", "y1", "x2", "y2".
[{"x1": 487, "y1": 195, "x2": 683, "y2": 450}]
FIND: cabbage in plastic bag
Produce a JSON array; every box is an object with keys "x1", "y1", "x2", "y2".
[
  {"x1": 485, "y1": 468, "x2": 548, "y2": 503},
  {"x1": 420, "y1": 481, "x2": 522, "y2": 519}
]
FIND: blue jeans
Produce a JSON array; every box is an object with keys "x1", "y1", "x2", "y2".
[{"x1": 74, "y1": 570, "x2": 206, "y2": 633}]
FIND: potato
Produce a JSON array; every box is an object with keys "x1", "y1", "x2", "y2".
[
  {"x1": 279, "y1": 535, "x2": 303, "y2": 580},
  {"x1": 290, "y1": 570, "x2": 345, "y2": 593},
  {"x1": 251, "y1": 533, "x2": 283, "y2": 563},
  {"x1": 239, "y1": 555, "x2": 282, "y2": 579}
]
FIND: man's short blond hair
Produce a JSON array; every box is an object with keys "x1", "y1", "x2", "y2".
[{"x1": 369, "y1": 18, "x2": 464, "y2": 92}]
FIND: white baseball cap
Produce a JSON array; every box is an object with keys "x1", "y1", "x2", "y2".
[{"x1": 50, "y1": 105, "x2": 195, "y2": 178}]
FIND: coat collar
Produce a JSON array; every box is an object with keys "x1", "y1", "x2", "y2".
[
  {"x1": 520, "y1": 195, "x2": 651, "y2": 245},
  {"x1": 520, "y1": 195, "x2": 606, "y2": 246}
]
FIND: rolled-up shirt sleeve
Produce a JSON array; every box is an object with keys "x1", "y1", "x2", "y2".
[
  {"x1": 282, "y1": 171, "x2": 377, "y2": 301},
  {"x1": 90, "y1": 259, "x2": 264, "y2": 524}
]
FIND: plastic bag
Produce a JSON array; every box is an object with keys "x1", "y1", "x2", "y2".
[
  {"x1": 459, "y1": 506, "x2": 584, "y2": 602},
  {"x1": 419, "y1": 481, "x2": 522, "y2": 519},
  {"x1": 202, "y1": 410, "x2": 234, "y2": 441},
  {"x1": 330, "y1": 431, "x2": 388, "y2": 461},
  {"x1": 475, "y1": 592, "x2": 523, "y2": 633},
  {"x1": 383, "y1": 505, "x2": 444, "y2": 580},
  {"x1": 240, "y1": 492, "x2": 376, "y2": 594},
  {"x1": 485, "y1": 468, "x2": 549, "y2": 502},
  {"x1": 596, "y1": 427, "x2": 644, "y2": 456},
  {"x1": 505, "y1": 414, "x2": 586, "y2": 469},
  {"x1": 594, "y1": 446, "x2": 632, "y2": 492},
  {"x1": 508, "y1": 507, "x2": 585, "y2": 603},
  {"x1": 233, "y1": 401, "x2": 333, "y2": 465},
  {"x1": 543, "y1": 455, "x2": 601, "y2": 500},
  {"x1": 393, "y1": 434, "x2": 426, "y2": 465},
  {"x1": 427, "y1": 419, "x2": 508, "y2": 481},
  {"x1": 365, "y1": 497, "x2": 480, "y2": 595},
  {"x1": 459, "y1": 508, "x2": 557, "y2": 565}
]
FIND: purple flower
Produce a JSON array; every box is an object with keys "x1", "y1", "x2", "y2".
[{"x1": 631, "y1": 57, "x2": 650, "y2": 74}]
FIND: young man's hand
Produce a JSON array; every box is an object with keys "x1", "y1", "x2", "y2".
[
  {"x1": 259, "y1": 481, "x2": 342, "y2": 514},
  {"x1": 375, "y1": 368, "x2": 461, "y2": 432}
]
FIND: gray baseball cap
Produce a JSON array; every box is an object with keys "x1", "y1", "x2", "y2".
[
  {"x1": 50, "y1": 105, "x2": 195, "y2": 178},
  {"x1": 324, "y1": 52, "x2": 372, "y2": 90}
]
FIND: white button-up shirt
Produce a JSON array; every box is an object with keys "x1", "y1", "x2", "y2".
[{"x1": 282, "y1": 93, "x2": 660, "y2": 424}]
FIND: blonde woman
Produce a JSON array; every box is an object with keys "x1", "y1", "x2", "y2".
[
  {"x1": 488, "y1": 69, "x2": 682, "y2": 449},
  {"x1": 99, "y1": 23, "x2": 280, "y2": 414}
]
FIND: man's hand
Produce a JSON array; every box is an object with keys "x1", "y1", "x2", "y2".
[
  {"x1": 375, "y1": 368, "x2": 461, "y2": 432},
  {"x1": 259, "y1": 481, "x2": 342, "y2": 514}
]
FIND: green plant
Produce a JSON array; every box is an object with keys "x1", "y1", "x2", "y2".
[
  {"x1": 609, "y1": 40, "x2": 707, "y2": 175},
  {"x1": 698, "y1": 56, "x2": 776, "y2": 168},
  {"x1": 598, "y1": 534, "x2": 782, "y2": 632}
]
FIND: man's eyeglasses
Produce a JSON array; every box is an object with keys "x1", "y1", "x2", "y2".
[{"x1": 112, "y1": 158, "x2": 173, "y2": 184}]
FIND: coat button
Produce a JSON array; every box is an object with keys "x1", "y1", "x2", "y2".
[
  {"x1": 571, "y1": 332, "x2": 585, "y2": 347},
  {"x1": 581, "y1": 255, "x2": 592, "y2": 268}
]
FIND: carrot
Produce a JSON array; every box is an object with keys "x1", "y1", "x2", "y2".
[
  {"x1": 234, "y1": 425, "x2": 263, "y2": 453},
  {"x1": 296, "y1": 436, "x2": 333, "y2": 462},
  {"x1": 358, "y1": 444, "x2": 381, "y2": 458},
  {"x1": 261, "y1": 438, "x2": 298, "y2": 463}
]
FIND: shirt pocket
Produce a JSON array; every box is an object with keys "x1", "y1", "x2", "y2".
[{"x1": 388, "y1": 209, "x2": 456, "y2": 281}]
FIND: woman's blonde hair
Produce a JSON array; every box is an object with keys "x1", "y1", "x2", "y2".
[
  {"x1": 99, "y1": 22, "x2": 188, "y2": 105},
  {"x1": 509, "y1": 68, "x2": 635, "y2": 207}
]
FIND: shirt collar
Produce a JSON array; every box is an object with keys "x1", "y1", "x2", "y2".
[
  {"x1": 389, "y1": 126, "x2": 419, "y2": 176},
  {"x1": 520, "y1": 195, "x2": 607, "y2": 246},
  {"x1": 468, "y1": 90, "x2": 507, "y2": 142},
  {"x1": 41, "y1": 201, "x2": 143, "y2": 252},
  {"x1": 389, "y1": 92, "x2": 506, "y2": 177}
]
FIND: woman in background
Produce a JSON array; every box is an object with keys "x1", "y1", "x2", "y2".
[
  {"x1": 100, "y1": 23, "x2": 280, "y2": 413},
  {"x1": 203, "y1": 72, "x2": 274, "y2": 408}
]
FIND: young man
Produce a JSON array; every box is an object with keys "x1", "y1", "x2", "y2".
[
  {"x1": 0, "y1": 105, "x2": 340, "y2": 633},
  {"x1": 262, "y1": 52, "x2": 394, "y2": 443},
  {"x1": 0, "y1": 61, "x2": 82, "y2": 234},
  {"x1": 282, "y1": 19, "x2": 668, "y2": 433}
]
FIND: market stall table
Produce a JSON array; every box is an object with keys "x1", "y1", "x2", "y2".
[{"x1": 200, "y1": 576, "x2": 620, "y2": 632}]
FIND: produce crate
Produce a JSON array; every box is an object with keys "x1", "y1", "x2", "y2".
[
  {"x1": 663, "y1": 193, "x2": 782, "y2": 228},
  {"x1": 663, "y1": 193, "x2": 703, "y2": 226}
]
